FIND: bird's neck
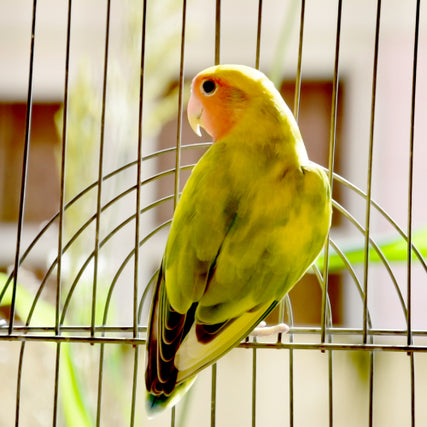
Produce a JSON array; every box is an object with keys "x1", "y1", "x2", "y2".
[{"x1": 222, "y1": 122, "x2": 308, "y2": 172}]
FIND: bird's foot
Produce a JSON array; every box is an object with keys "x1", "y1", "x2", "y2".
[{"x1": 250, "y1": 321, "x2": 289, "y2": 337}]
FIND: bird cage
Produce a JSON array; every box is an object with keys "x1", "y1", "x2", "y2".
[{"x1": 0, "y1": 0, "x2": 426, "y2": 426}]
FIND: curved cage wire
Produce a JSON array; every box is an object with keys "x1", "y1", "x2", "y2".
[{"x1": 0, "y1": 0, "x2": 426, "y2": 426}]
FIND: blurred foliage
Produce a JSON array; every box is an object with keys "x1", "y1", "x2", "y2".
[
  {"x1": 1, "y1": 0, "x2": 192, "y2": 423},
  {"x1": 54, "y1": 0, "x2": 189, "y2": 257},
  {"x1": 269, "y1": 0, "x2": 300, "y2": 87},
  {"x1": 317, "y1": 227, "x2": 427, "y2": 272},
  {"x1": 50, "y1": 0, "x2": 192, "y2": 425},
  {"x1": 0, "y1": 272, "x2": 92, "y2": 426}
]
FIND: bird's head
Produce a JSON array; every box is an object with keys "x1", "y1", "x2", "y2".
[{"x1": 187, "y1": 64, "x2": 289, "y2": 142}]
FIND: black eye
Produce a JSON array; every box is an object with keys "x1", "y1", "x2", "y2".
[{"x1": 201, "y1": 79, "x2": 216, "y2": 95}]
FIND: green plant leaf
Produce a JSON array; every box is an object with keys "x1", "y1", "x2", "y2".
[
  {"x1": 60, "y1": 343, "x2": 94, "y2": 427},
  {"x1": 0, "y1": 273, "x2": 93, "y2": 427},
  {"x1": 317, "y1": 226, "x2": 427, "y2": 272}
]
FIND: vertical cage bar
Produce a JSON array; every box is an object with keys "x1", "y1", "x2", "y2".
[
  {"x1": 133, "y1": 0, "x2": 148, "y2": 339},
  {"x1": 408, "y1": 1, "x2": 420, "y2": 424},
  {"x1": 173, "y1": 0, "x2": 188, "y2": 211},
  {"x1": 15, "y1": 343, "x2": 27, "y2": 425},
  {"x1": 368, "y1": 351, "x2": 375, "y2": 426},
  {"x1": 328, "y1": 348, "x2": 334, "y2": 427},
  {"x1": 130, "y1": 1, "x2": 149, "y2": 425},
  {"x1": 133, "y1": 0, "x2": 147, "y2": 338},
  {"x1": 91, "y1": 0, "x2": 112, "y2": 337},
  {"x1": 362, "y1": 0, "x2": 382, "y2": 344},
  {"x1": 323, "y1": 271, "x2": 334, "y2": 426},
  {"x1": 293, "y1": 0, "x2": 305, "y2": 121},
  {"x1": 288, "y1": 4, "x2": 305, "y2": 420},
  {"x1": 11, "y1": 0, "x2": 39, "y2": 413},
  {"x1": 255, "y1": 0, "x2": 263, "y2": 69},
  {"x1": 130, "y1": 346, "x2": 140, "y2": 427},
  {"x1": 410, "y1": 352, "x2": 415, "y2": 427},
  {"x1": 252, "y1": 344, "x2": 257, "y2": 427},
  {"x1": 253, "y1": 3, "x2": 263, "y2": 412},
  {"x1": 8, "y1": 0, "x2": 38, "y2": 335},
  {"x1": 52, "y1": 343, "x2": 62, "y2": 426},
  {"x1": 53, "y1": 3, "x2": 74, "y2": 425},
  {"x1": 170, "y1": 2, "x2": 189, "y2": 422},
  {"x1": 211, "y1": 363, "x2": 217, "y2": 427},
  {"x1": 407, "y1": 0, "x2": 421, "y2": 349},
  {"x1": 215, "y1": 0, "x2": 221, "y2": 65},
  {"x1": 321, "y1": 0, "x2": 342, "y2": 344},
  {"x1": 96, "y1": 343, "x2": 105, "y2": 427},
  {"x1": 289, "y1": 346, "x2": 294, "y2": 427},
  {"x1": 171, "y1": 406, "x2": 176, "y2": 427},
  {"x1": 56, "y1": 0, "x2": 73, "y2": 336},
  {"x1": 283, "y1": 296, "x2": 294, "y2": 427}
]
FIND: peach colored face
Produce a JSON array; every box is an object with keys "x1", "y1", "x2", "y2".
[{"x1": 187, "y1": 74, "x2": 247, "y2": 141}]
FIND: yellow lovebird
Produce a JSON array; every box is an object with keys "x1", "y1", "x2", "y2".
[{"x1": 145, "y1": 64, "x2": 331, "y2": 415}]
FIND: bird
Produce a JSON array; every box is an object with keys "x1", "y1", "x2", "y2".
[{"x1": 145, "y1": 64, "x2": 332, "y2": 415}]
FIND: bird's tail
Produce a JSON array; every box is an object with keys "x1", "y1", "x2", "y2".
[
  {"x1": 145, "y1": 377, "x2": 196, "y2": 417},
  {"x1": 145, "y1": 264, "x2": 197, "y2": 417}
]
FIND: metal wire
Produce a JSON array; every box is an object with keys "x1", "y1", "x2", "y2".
[
  {"x1": 321, "y1": 0, "x2": 342, "y2": 345},
  {"x1": 289, "y1": 3, "x2": 304, "y2": 425},
  {"x1": 11, "y1": 2, "x2": 37, "y2": 425},
  {"x1": 363, "y1": 0, "x2": 381, "y2": 346},
  {"x1": 53, "y1": 2, "x2": 73, "y2": 425},
  {"x1": 408, "y1": 3, "x2": 421, "y2": 426},
  {"x1": 0, "y1": 1, "x2": 426, "y2": 426},
  {"x1": 408, "y1": 0, "x2": 421, "y2": 348},
  {"x1": 8, "y1": 0, "x2": 37, "y2": 336},
  {"x1": 255, "y1": 0, "x2": 263, "y2": 70}
]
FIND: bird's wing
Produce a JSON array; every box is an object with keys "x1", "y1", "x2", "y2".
[
  {"x1": 148, "y1": 148, "x2": 291, "y2": 382},
  {"x1": 169, "y1": 161, "x2": 331, "y2": 382}
]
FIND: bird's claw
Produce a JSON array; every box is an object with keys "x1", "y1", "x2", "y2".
[{"x1": 250, "y1": 321, "x2": 289, "y2": 337}]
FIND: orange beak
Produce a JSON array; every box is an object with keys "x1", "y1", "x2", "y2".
[{"x1": 187, "y1": 90, "x2": 203, "y2": 137}]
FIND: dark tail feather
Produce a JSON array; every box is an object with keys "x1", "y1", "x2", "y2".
[
  {"x1": 145, "y1": 377, "x2": 196, "y2": 417},
  {"x1": 145, "y1": 265, "x2": 197, "y2": 416}
]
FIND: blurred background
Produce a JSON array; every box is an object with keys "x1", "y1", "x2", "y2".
[{"x1": 0, "y1": 0, "x2": 426, "y2": 426}]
